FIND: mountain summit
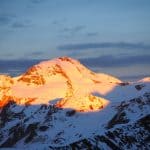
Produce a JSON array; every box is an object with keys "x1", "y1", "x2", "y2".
[
  {"x1": 0, "y1": 56, "x2": 121, "y2": 110},
  {"x1": 0, "y1": 56, "x2": 150, "y2": 149}
]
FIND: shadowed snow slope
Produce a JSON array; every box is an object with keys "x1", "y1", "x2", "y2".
[{"x1": 0, "y1": 56, "x2": 150, "y2": 149}]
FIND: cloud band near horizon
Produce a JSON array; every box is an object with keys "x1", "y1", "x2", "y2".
[
  {"x1": 0, "y1": 54, "x2": 149, "y2": 77},
  {"x1": 58, "y1": 42, "x2": 150, "y2": 50},
  {"x1": 79, "y1": 54, "x2": 150, "y2": 68}
]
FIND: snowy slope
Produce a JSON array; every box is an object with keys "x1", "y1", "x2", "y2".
[
  {"x1": 0, "y1": 56, "x2": 150, "y2": 149},
  {"x1": 0, "y1": 56, "x2": 122, "y2": 108}
]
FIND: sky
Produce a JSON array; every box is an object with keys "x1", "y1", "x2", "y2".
[{"x1": 0, "y1": 0, "x2": 150, "y2": 81}]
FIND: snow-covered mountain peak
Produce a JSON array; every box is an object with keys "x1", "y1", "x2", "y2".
[
  {"x1": 16, "y1": 56, "x2": 86, "y2": 85},
  {"x1": 0, "y1": 56, "x2": 149, "y2": 110},
  {"x1": 17, "y1": 56, "x2": 121, "y2": 86},
  {"x1": 0, "y1": 57, "x2": 150, "y2": 149}
]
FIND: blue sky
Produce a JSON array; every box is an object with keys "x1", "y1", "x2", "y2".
[{"x1": 0, "y1": 0, "x2": 150, "y2": 80}]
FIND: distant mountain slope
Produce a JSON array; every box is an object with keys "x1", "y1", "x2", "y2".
[{"x1": 0, "y1": 56, "x2": 150, "y2": 149}]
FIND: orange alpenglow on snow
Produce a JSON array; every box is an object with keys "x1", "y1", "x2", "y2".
[
  {"x1": 56, "y1": 95, "x2": 110, "y2": 112},
  {"x1": 0, "y1": 56, "x2": 127, "y2": 112}
]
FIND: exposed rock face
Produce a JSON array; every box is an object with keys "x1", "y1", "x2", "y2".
[
  {"x1": 0, "y1": 102, "x2": 59, "y2": 148},
  {"x1": 59, "y1": 115, "x2": 149, "y2": 150},
  {"x1": 135, "y1": 84, "x2": 145, "y2": 91},
  {"x1": 53, "y1": 93, "x2": 150, "y2": 150},
  {"x1": 17, "y1": 66, "x2": 45, "y2": 85}
]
